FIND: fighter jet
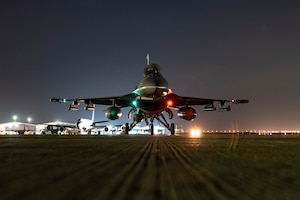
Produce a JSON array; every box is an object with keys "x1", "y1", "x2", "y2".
[{"x1": 50, "y1": 55, "x2": 248, "y2": 135}]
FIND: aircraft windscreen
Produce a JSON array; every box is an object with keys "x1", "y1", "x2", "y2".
[{"x1": 144, "y1": 64, "x2": 162, "y2": 76}]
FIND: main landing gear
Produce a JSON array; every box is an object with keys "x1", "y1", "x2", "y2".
[
  {"x1": 154, "y1": 113, "x2": 175, "y2": 135},
  {"x1": 145, "y1": 121, "x2": 175, "y2": 135},
  {"x1": 124, "y1": 113, "x2": 175, "y2": 135}
]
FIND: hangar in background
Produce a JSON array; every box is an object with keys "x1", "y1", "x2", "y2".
[
  {"x1": 0, "y1": 121, "x2": 172, "y2": 135},
  {"x1": 0, "y1": 121, "x2": 77, "y2": 135},
  {"x1": 0, "y1": 122, "x2": 38, "y2": 135}
]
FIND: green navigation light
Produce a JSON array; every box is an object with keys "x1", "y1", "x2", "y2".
[{"x1": 132, "y1": 100, "x2": 137, "y2": 107}]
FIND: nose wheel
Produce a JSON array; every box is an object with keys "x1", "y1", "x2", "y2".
[{"x1": 150, "y1": 123, "x2": 154, "y2": 135}]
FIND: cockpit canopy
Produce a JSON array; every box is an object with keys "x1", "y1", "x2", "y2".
[{"x1": 144, "y1": 64, "x2": 162, "y2": 76}]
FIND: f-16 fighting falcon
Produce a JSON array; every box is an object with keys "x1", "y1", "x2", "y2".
[{"x1": 50, "y1": 55, "x2": 248, "y2": 135}]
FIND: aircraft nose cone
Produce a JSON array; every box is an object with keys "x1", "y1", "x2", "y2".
[
  {"x1": 145, "y1": 76, "x2": 167, "y2": 87},
  {"x1": 138, "y1": 77, "x2": 169, "y2": 97}
]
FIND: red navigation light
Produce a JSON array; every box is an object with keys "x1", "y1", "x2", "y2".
[{"x1": 167, "y1": 100, "x2": 173, "y2": 107}]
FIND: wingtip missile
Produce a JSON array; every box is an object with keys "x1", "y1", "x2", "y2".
[
  {"x1": 231, "y1": 99, "x2": 249, "y2": 104},
  {"x1": 50, "y1": 98, "x2": 66, "y2": 103}
]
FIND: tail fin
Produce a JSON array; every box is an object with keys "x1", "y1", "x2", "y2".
[{"x1": 146, "y1": 54, "x2": 150, "y2": 65}]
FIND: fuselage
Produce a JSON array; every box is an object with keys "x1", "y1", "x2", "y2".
[{"x1": 132, "y1": 64, "x2": 170, "y2": 113}]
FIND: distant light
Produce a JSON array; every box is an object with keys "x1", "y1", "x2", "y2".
[
  {"x1": 190, "y1": 129, "x2": 201, "y2": 138},
  {"x1": 27, "y1": 117, "x2": 32, "y2": 123},
  {"x1": 13, "y1": 115, "x2": 17, "y2": 121}
]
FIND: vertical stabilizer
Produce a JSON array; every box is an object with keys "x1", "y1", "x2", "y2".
[
  {"x1": 91, "y1": 109, "x2": 95, "y2": 122},
  {"x1": 146, "y1": 54, "x2": 150, "y2": 65}
]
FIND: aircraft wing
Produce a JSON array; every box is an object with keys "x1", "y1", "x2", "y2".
[
  {"x1": 50, "y1": 93, "x2": 138, "y2": 107},
  {"x1": 166, "y1": 93, "x2": 249, "y2": 107}
]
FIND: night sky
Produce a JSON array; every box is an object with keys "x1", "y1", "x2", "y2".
[{"x1": 1, "y1": 0, "x2": 300, "y2": 131}]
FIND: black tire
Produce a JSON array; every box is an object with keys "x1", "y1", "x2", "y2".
[
  {"x1": 124, "y1": 123, "x2": 129, "y2": 134},
  {"x1": 170, "y1": 123, "x2": 175, "y2": 135},
  {"x1": 150, "y1": 124, "x2": 154, "y2": 135}
]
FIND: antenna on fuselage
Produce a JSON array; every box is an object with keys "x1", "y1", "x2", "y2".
[{"x1": 146, "y1": 54, "x2": 150, "y2": 65}]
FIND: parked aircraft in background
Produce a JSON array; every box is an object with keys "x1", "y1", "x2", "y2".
[
  {"x1": 51, "y1": 55, "x2": 248, "y2": 135},
  {"x1": 43, "y1": 122, "x2": 78, "y2": 135},
  {"x1": 76, "y1": 118, "x2": 110, "y2": 133}
]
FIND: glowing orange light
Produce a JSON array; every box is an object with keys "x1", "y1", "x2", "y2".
[{"x1": 167, "y1": 100, "x2": 173, "y2": 107}]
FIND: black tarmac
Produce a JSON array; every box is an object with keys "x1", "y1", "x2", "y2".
[{"x1": 1, "y1": 134, "x2": 300, "y2": 200}]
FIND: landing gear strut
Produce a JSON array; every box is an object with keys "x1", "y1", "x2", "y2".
[
  {"x1": 127, "y1": 109, "x2": 176, "y2": 135},
  {"x1": 123, "y1": 123, "x2": 130, "y2": 134},
  {"x1": 150, "y1": 123, "x2": 154, "y2": 135},
  {"x1": 155, "y1": 114, "x2": 175, "y2": 135}
]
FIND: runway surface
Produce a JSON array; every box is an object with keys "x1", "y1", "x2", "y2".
[{"x1": 0, "y1": 134, "x2": 300, "y2": 200}]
